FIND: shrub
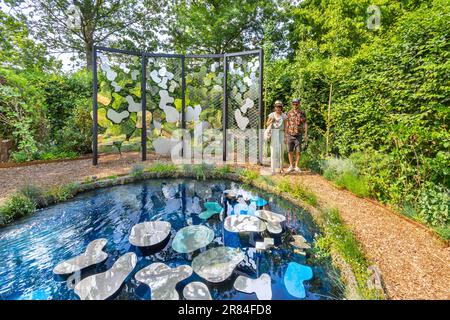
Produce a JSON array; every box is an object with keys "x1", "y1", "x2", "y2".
[
  {"x1": 321, "y1": 156, "x2": 371, "y2": 198},
  {"x1": 130, "y1": 164, "x2": 145, "y2": 177},
  {"x1": 298, "y1": 138, "x2": 326, "y2": 173},
  {"x1": 10, "y1": 150, "x2": 30, "y2": 163},
  {"x1": 38, "y1": 148, "x2": 78, "y2": 161},
  {"x1": 417, "y1": 183, "x2": 449, "y2": 227},
  {"x1": 238, "y1": 168, "x2": 260, "y2": 184},
  {"x1": 275, "y1": 178, "x2": 318, "y2": 206},
  {"x1": 183, "y1": 164, "x2": 214, "y2": 180},
  {"x1": 145, "y1": 162, "x2": 177, "y2": 174},
  {"x1": 321, "y1": 157, "x2": 357, "y2": 180},
  {"x1": 335, "y1": 172, "x2": 371, "y2": 198},
  {"x1": 47, "y1": 182, "x2": 80, "y2": 202},
  {"x1": 19, "y1": 184, "x2": 46, "y2": 207},
  {"x1": 0, "y1": 193, "x2": 36, "y2": 225},
  {"x1": 57, "y1": 103, "x2": 92, "y2": 154},
  {"x1": 212, "y1": 164, "x2": 233, "y2": 177}
]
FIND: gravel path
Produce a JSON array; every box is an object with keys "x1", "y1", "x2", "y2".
[{"x1": 0, "y1": 154, "x2": 449, "y2": 300}]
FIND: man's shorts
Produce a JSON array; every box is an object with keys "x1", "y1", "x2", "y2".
[{"x1": 286, "y1": 134, "x2": 303, "y2": 152}]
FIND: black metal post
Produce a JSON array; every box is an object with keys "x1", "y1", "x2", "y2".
[
  {"x1": 141, "y1": 54, "x2": 147, "y2": 161},
  {"x1": 92, "y1": 47, "x2": 98, "y2": 165},
  {"x1": 181, "y1": 56, "x2": 186, "y2": 158},
  {"x1": 222, "y1": 56, "x2": 228, "y2": 162},
  {"x1": 258, "y1": 48, "x2": 264, "y2": 165}
]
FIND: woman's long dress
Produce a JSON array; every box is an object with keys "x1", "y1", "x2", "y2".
[{"x1": 269, "y1": 112, "x2": 287, "y2": 173}]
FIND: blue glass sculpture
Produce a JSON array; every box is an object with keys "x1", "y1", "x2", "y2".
[
  {"x1": 283, "y1": 262, "x2": 313, "y2": 299},
  {"x1": 199, "y1": 202, "x2": 223, "y2": 220},
  {"x1": 251, "y1": 196, "x2": 267, "y2": 207}
]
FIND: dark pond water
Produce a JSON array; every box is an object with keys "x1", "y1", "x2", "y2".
[{"x1": 0, "y1": 179, "x2": 343, "y2": 300}]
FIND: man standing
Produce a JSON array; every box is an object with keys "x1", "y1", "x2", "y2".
[{"x1": 285, "y1": 98, "x2": 308, "y2": 173}]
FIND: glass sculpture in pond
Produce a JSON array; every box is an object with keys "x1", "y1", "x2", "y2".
[
  {"x1": 53, "y1": 239, "x2": 108, "y2": 275},
  {"x1": 251, "y1": 196, "x2": 267, "y2": 207},
  {"x1": 199, "y1": 201, "x2": 223, "y2": 219},
  {"x1": 135, "y1": 263, "x2": 193, "y2": 300},
  {"x1": 183, "y1": 281, "x2": 213, "y2": 300},
  {"x1": 128, "y1": 221, "x2": 171, "y2": 247},
  {"x1": 284, "y1": 262, "x2": 313, "y2": 299},
  {"x1": 192, "y1": 247, "x2": 244, "y2": 283},
  {"x1": 255, "y1": 210, "x2": 286, "y2": 234},
  {"x1": 0, "y1": 179, "x2": 343, "y2": 300},
  {"x1": 233, "y1": 273, "x2": 272, "y2": 300},
  {"x1": 171, "y1": 225, "x2": 214, "y2": 253},
  {"x1": 74, "y1": 252, "x2": 137, "y2": 300},
  {"x1": 96, "y1": 52, "x2": 143, "y2": 154},
  {"x1": 224, "y1": 215, "x2": 267, "y2": 233},
  {"x1": 291, "y1": 235, "x2": 311, "y2": 250}
]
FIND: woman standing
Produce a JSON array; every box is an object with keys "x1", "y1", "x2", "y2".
[{"x1": 266, "y1": 100, "x2": 287, "y2": 174}]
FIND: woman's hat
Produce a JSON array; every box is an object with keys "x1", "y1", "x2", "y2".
[
  {"x1": 292, "y1": 98, "x2": 300, "y2": 104},
  {"x1": 274, "y1": 100, "x2": 283, "y2": 106}
]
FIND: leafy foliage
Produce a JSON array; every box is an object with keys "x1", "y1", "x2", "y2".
[
  {"x1": 168, "y1": 0, "x2": 283, "y2": 54},
  {"x1": 268, "y1": 0, "x2": 449, "y2": 231},
  {"x1": 5, "y1": 0, "x2": 164, "y2": 69},
  {"x1": 145, "y1": 162, "x2": 178, "y2": 174},
  {"x1": 0, "y1": 193, "x2": 36, "y2": 226},
  {"x1": 275, "y1": 177, "x2": 318, "y2": 206}
]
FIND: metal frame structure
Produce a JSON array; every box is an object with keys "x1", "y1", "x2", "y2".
[{"x1": 92, "y1": 46, "x2": 263, "y2": 165}]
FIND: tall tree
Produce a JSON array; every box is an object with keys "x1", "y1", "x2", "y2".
[
  {"x1": 5, "y1": 0, "x2": 165, "y2": 70},
  {"x1": 167, "y1": 0, "x2": 285, "y2": 54},
  {"x1": 0, "y1": 10, "x2": 58, "y2": 70}
]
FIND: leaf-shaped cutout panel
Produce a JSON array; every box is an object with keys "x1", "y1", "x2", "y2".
[{"x1": 97, "y1": 92, "x2": 111, "y2": 106}]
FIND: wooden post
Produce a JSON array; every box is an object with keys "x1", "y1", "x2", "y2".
[{"x1": 326, "y1": 83, "x2": 333, "y2": 156}]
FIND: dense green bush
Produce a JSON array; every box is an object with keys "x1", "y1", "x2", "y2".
[
  {"x1": 417, "y1": 183, "x2": 449, "y2": 227},
  {"x1": 0, "y1": 193, "x2": 36, "y2": 226},
  {"x1": 275, "y1": 177, "x2": 318, "y2": 207},
  {"x1": 321, "y1": 156, "x2": 370, "y2": 198},
  {"x1": 19, "y1": 184, "x2": 46, "y2": 208},
  {"x1": 145, "y1": 162, "x2": 178, "y2": 174},
  {"x1": 0, "y1": 68, "x2": 45, "y2": 161},
  {"x1": 0, "y1": 68, "x2": 92, "y2": 161},
  {"x1": 130, "y1": 164, "x2": 145, "y2": 177},
  {"x1": 266, "y1": 0, "x2": 449, "y2": 233}
]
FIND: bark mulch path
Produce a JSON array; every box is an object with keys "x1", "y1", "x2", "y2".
[
  {"x1": 278, "y1": 173, "x2": 450, "y2": 300},
  {"x1": 0, "y1": 154, "x2": 449, "y2": 300},
  {"x1": 0, "y1": 152, "x2": 165, "y2": 203}
]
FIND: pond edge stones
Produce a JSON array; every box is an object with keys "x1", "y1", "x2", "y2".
[
  {"x1": 129, "y1": 221, "x2": 171, "y2": 247},
  {"x1": 233, "y1": 273, "x2": 272, "y2": 300},
  {"x1": 135, "y1": 263, "x2": 193, "y2": 300},
  {"x1": 74, "y1": 252, "x2": 137, "y2": 300},
  {"x1": 172, "y1": 225, "x2": 214, "y2": 253},
  {"x1": 53, "y1": 238, "x2": 108, "y2": 275},
  {"x1": 183, "y1": 281, "x2": 213, "y2": 300},
  {"x1": 192, "y1": 246, "x2": 245, "y2": 283}
]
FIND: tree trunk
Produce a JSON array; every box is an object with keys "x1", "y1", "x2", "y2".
[{"x1": 86, "y1": 43, "x2": 93, "y2": 71}]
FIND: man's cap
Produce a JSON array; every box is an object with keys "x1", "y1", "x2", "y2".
[
  {"x1": 292, "y1": 98, "x2": 300, "y2": 104},
  {"x1": 274, "y1": 100, "x2": 283, "y2": 106}
]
